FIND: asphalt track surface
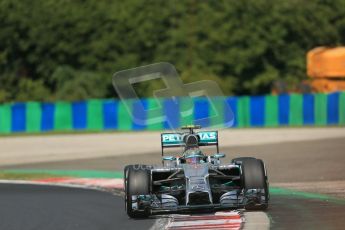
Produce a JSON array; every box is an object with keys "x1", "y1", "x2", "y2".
[
  {"x1": 0, "y1": 184, "x2": 155, "y2": 230},
  {"x1": 2, "y1": 137, "x2": 345, "y2": 229},
  {"x1": 9, "y1": 137, "x2": 345, "y2": 183}
]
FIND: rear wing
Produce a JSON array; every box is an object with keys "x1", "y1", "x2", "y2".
[{"x1": 161, "y1": 131, "x2": 219, "y2": 156}]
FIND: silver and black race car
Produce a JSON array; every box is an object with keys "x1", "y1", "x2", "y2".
[{"x1": 124, "y1": 125, "x2": 269, "y2": 218}]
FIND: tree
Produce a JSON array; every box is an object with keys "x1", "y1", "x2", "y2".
[{"x1": 1, "y1": 0, "x2": 345, "y2": 101}]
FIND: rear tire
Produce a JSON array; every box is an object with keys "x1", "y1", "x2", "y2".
[
  {"x1": 232, "y1": 157, "x2": 269, "y2": 210},
  {"x1": 124, "y1": 165, "x2": 151, "y2": 218}
]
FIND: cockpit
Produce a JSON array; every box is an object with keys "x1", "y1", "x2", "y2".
[{"x1": 183, "y1": 148, "x2": 206, "y2": 164}]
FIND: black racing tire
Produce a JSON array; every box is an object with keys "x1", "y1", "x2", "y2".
[
  {"x1": 124, "y1": 165, "x2": 151, "y2": 218},
  {"x1": 232, "y1": 157, "x2": 269, "y2": 210}
]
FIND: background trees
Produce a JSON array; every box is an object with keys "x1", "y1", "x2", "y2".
[{"x1": 1, "y1": 0, "x2": 345, "y2": 102}]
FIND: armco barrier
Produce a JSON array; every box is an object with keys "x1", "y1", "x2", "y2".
[{"x1": 0, "y1": 92, "x2": 344, "y2": 133}]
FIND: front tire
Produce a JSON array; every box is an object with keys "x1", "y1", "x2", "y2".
[
  {"x1": 232, "y1": 157, "x2": 269, "y2": 210},
  {"x1": 124, "y1": 165, "x2": 151, "y2": 218}
]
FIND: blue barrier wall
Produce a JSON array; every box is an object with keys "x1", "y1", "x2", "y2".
[{"x1": 0, "y1": 92, "x2": 344, "y2": 133}]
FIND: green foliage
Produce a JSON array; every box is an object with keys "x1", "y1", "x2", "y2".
[
  {"x1": 16, "y1": 78, "x2": 51, "y2": 102},
  {"x1": 51, "y1": 66, "x2": 109, "y2": 101},
  {"x1": 1, "y1": 0, "x2": 345, "y2": 101}
]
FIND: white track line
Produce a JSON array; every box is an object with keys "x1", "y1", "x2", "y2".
[
  {"x1": 0, "y1": 179, "x2": 104, "y2": 191},
  {"x1": 164, "y1": 211, "x2": 243, "y2": 230},
  {"x1": 243, "y1": 211, "x2": 270, "y2": 230},
  {"x1": 33, "y1": 178, "x2": 123, "y2": 189}
]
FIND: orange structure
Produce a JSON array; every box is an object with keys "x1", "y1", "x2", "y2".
[{"x1": 306, "y1": 47, "x2": 345, "y2": 93}]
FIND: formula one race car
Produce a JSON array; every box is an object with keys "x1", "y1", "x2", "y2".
[{"x1": 124, "y1": 125, "x2": 269, "y2": 218}]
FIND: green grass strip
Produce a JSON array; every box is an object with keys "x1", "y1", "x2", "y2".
[
  {"x1": 237, "y1": 96, "x2": 250, "y2": 127},
  {"x1": 26, "y1": 102, "x2": 42, "y2": 132},
  {"x1": 180, "y1": 97, "x2": 194, "y2": 126},
  {"x1": 54, "y1": 102, "x2": 73, "y2": 130},
  {"x1": 3, "y1": 169, "x2": 123, "y2": 179},
  {"x1": 0, "y1": 103, "x2": 11, "y2": 133},
  {"x1": 289, "y1": 94, "x2": 303, "y2": 126},
  {"x1": 265, "y1": 95, "x2": 278, "y2": 127},
  {"x1": 339, "y1": 92, "x2": 345, "y2": 125},
  {"x1": 87, "y1": 99, "x2": 104, "y2": 130},
  {"x1": 270, "y1": 187, "x2": 345, "y2": 204},
  {"x1": 146, "y1": 98, "x2": 164, "y2": 130},
  {"x1": 314, "y1": 94, "x2": 327, "y2": 126},
  {"x1": 117, "y1": 100, "x2": 133, "y2": 130},
  {"x1": 0, "y1": 172, "x2": 58, "y2": 180},
  {"x1": 210, "y1": 97, "x2": 225, "y2": 128}
]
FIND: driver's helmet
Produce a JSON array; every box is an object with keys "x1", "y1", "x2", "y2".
[{"x1": 183, "y1": 148, "x2": 205, "y2": 164}]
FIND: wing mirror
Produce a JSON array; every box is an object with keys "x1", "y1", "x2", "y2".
[
  {"x1": 162, "y1": 156, "x2": 176, "y2": 161},
  {"x1": 213, "y1": 153, "x2": 225, "y2": 159}
]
